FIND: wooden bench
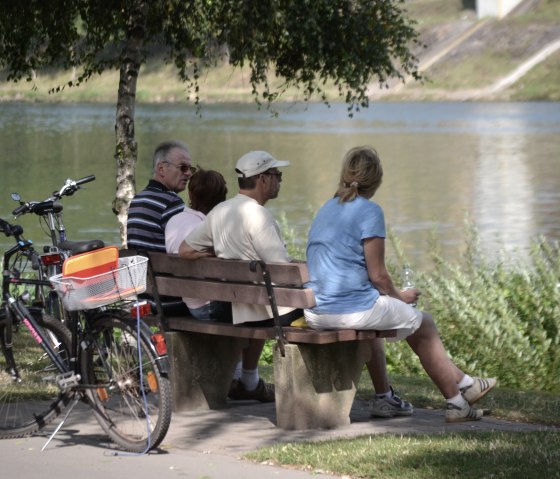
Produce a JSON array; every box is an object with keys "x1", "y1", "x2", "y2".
[{"x1": 140, "y1": 251, "x2": 396, "y2": 430}]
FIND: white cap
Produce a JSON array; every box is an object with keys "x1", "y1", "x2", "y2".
[{"x1": 235, "y1": 151, "x2": 290, "y2": 178}]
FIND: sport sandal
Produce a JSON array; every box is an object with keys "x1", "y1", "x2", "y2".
[
  {"x1": 445, "y1": 402, "x2": 483, "y2": 423},
  {"x1": 370, "y1": 386, "x2": 414, "y2": 418},
  {"x1": 461, "y1": 377, "x2": 497, "y2": 405}
]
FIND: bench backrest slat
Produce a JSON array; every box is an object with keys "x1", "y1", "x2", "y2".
[
  {"x1": 147, "y1": 252, "x2": 310, "y2": 285},
  {"x1": 156, "y1": 276, "x2": 316, "y2": 308},
  {"x1": 144, "y1": 251, "x2": 317, "y2": 309}
]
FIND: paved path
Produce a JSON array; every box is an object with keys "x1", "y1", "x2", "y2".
[{"x1": 0, "y1": 399, "x2": 552, "y2": 479}]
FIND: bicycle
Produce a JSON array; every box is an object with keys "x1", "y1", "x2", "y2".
[
  {"x1": 0, "y1": 211, "x2": 172, "y2": 453},
  {"x1": 10, "y1": 175, "x2": 104, "y2": 324}
]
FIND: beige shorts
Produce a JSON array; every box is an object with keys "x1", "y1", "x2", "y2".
[{"x1": 304, "y1": 295, "x2": 423, "y2": 341}]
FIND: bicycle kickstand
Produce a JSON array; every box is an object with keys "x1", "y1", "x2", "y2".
[{"x1": 41, "y1": 393, "x2": 82, "y2": 451}]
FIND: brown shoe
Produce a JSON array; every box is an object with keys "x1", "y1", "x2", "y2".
[{"x1": 228, "y1": 378, "x2": 275, "y2": 402}]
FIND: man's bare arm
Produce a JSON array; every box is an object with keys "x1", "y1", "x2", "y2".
[{"x1": 178, "y1": 240, "x2": 214, "y2": 259}]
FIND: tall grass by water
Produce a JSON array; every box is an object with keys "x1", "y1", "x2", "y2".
[
  {"x1": 275, "y1": 216, "x2": 560, "y2": 395},
  {"x1": 387, "y1": 219, "x2": 559, "y2": 394}
]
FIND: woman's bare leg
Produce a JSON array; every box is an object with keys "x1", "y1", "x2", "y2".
[
  {"x1": 406, "y1": 312, "x2": 462, "y2": 399},
  {"x1": 365, "y1": 338, "x2": 390, "y2": 394}
]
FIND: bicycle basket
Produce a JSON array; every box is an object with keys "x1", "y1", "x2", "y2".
[{"x1": 50, "y1": 255, "x2": 148, "y2": 310}]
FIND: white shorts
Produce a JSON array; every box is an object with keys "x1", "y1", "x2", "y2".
[{"x1": 304, "y1": 295, "x2": 423, "y2": 341}]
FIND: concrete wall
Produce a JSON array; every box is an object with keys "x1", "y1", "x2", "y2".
[{"x1": 476, "y1": 0, "x2": 523, "y2": 18}]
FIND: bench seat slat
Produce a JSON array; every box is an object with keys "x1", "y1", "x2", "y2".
[
  {"x1": 166, "y1": 317, "x2": 358, "y2": 344},
  {"x1": 357, "y1": 329, "x2": 398, "y2": 339},
  {"x1": 165, "y1": 317, "x2": 398, "y2": 344},
  {"x1": 166, "y1": 317, "x2": 276, "y2": 339}
]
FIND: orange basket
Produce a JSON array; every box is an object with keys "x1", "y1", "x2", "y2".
[{"x1": 50, "y1": 248, "x2": 148, "y2": 311}]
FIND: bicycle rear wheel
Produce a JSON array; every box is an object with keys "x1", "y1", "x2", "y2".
[
  {"x1": 81, "y1": 310, "x2": 171, "y2": 453},
  {"x1": 0, "y1": 310, "x2": 73, "y2": 438}
]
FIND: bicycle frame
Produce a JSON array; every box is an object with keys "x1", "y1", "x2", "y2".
[
  {"x1": 4, "y1": 297, "x2": 70, "y2": 376},
  {"x1": 1, "y1": 232, "x2": 71, "y2": 380}
]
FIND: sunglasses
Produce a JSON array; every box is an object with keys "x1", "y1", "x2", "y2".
[{"x1": 164, "y1": 161, "x2": 197, "y2": 174}]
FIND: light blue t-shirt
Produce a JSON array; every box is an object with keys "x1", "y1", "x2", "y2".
[{"x1": 306, "y1": 196, "x2": 385, "y2": 314}]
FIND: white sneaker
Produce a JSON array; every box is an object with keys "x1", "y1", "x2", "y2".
[
  {"x1": 445, "y1": 402, "x2": 483, "y2": 423},
  {"x1": 370, "y1": 387, "x2": 413, "y2": 418},
  {"x1": 461, "y1": 377, "x2": 497, "y2": 405}
]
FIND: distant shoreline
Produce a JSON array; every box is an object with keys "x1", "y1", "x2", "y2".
[{"x1": 2, "y1": 2, "x2": 559, "y2": 104}]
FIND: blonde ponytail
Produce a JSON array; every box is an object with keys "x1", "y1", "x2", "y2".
[{"x1": 335, "y1": 146, "x2": 383, "y2": 203}]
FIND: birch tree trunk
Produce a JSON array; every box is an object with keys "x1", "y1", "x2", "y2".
[{"x1": 112, "y1": 4, "x2": 147, "y2": 247}]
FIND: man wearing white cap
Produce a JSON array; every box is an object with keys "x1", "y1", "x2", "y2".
[{"x1": 179, "y1": 150, "x2": 297, "y2": 402}]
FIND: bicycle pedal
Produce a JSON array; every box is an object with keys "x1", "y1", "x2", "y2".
[{"x1": 56, "y1": 371, "x2": 81, "y2": 390}]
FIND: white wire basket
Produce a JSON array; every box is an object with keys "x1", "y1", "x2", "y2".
[{"x1": 50, "y1": 256, "x2": 149, "y2": 311}]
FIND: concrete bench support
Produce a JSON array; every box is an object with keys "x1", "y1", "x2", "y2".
[
  {"x1": 137, "y1": 253, "x2": 396, "y2": 430},
  {"x1": 166, "y1": 331, "x2": 246, "y2": 411},
  {"x1": 273, "y1": 341, "x2": 372, "y2": 430}
]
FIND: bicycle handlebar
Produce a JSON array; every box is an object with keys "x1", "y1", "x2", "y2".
[
  {"x1": 75, "y1": 175, "x2": 96, "y2": 186},
  {"x1": 0, "y1": 217, "x2": 24, "y2": 238},
  {"x1": 0, "y1": 218, "x2": 12, "y2": 235},
  {"x1": 11, "y1": 204, "x2": 29, "y2": 217},
  {"x1": 55, "y1": 175, "x2": 96, "y2": 199},
  {"x1": 11, "y1": 175, "x2": 96, "y2": 218},
  {"x1": 1, "y1": 217, "x2": 42, "y2": 276}
]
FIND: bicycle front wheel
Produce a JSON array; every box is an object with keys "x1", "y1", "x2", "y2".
[
  {"x1": 81, "y1": 310, "x2": 171, "y2": 453},
  {"x1": 0, "y1": 310, "x2": 73, "y2": 438}
]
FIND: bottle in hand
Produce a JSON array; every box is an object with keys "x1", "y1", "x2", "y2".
[{"x1": 402, "y1": 265, "x2": 416, "y2": 307}]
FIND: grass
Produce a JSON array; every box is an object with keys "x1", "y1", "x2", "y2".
[
  {"x1": 0, "y1": 333, "x2": 62, "y2": 400},
  {"x1": 510, "y1": 49, "x2": 560, "y2": 101},
  {"x1": 259, "y1": 366, "x2": 560, "y2": 427},
  {"x1": 427, "y1": 50, "x2": 517, "y2": 89},
  {"x1": 254, "y1": 366, "x2": 560, "y2": 478},
  {"x1": 247, "y1": 431, "x2": 560, "y2": 478},
  {"x1": 403, "y1": 0, "x2": 477, "y2": 27},
  {"x1": 513, "y1": 0, "x2": 560, "y2": 24}
]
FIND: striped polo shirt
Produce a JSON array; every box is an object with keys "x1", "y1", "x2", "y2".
[{"x1": 126, "y1": 180, "x2": 185, "y2": 252}]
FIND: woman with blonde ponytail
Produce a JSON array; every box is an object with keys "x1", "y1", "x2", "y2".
[
  {"x1": 305, "y1": 146, "x2": 496, "y2": 423},
  {"x1": 335, "y1": 146, "x2": 383, "y2": 203}
]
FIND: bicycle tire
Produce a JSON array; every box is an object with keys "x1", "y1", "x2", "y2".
[
  {"x1": 0, "y1": 310, "x2": 73, "y2": 438},
  {"x1": 80, "y1": 309, "x2": 171, "y2": 453}
]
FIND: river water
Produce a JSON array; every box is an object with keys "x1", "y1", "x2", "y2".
[{"x1": 1, "y1": 101, "x2": 559, "y2": 270}]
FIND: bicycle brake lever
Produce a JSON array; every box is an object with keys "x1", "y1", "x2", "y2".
[{"x1": 59, "y1": 179, "x2": 78, "y2": 197}]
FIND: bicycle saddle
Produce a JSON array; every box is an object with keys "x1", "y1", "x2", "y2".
[{"x1": 56, "y1": 239, "x2": 105, "y2": 255}]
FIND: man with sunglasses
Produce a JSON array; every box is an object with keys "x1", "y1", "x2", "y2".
[
  {"x1": 179, "y1": 150, "x2": 295, "y2": 402},
  {"x1": 127, "y1": 140, "x2": 195, "y2": 252}
]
